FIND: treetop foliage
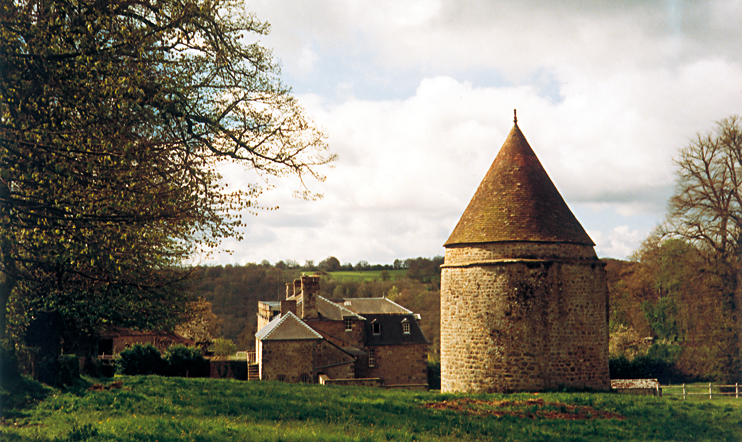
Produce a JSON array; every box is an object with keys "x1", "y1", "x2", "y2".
[{"x1": 0, "y1": 0, "x2": 334, "y2": 343}]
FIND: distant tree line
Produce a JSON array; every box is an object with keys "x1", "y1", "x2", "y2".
[
  {"x1": 256, "y1": 256, "x2": 443, "y2": 275},
  {"x1": 184, "y1": 256, "x2": 444, "y2": 357}
]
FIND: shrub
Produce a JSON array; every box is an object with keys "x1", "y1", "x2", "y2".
[
  {"x1": 0, "y1": 346, "x2": 20, "y2": 389},
  {"x1": 609, "y1": 341, "x2": 685, "y2": 383},
  {"x1": 212, "y1": 338, "x2": 237, "y2": 357},
  {"x1": 609, "y1": 324, "x2": 651, "y2": 360},
  {"x1": 57, "y1": 354, "x2": 80, "y2": 385},
  {"x1": 33, "y1": 354, "x2": 80, "y2": 387},
  {"x1": 164, "y1": 344, "x2": 209, "y2": 377},
  {"x1": 427, "y1": 360, "x2": 440, "y2": 390},
  {"x1": 117, "y1": 344, "x2": 164, "y2": 375}
]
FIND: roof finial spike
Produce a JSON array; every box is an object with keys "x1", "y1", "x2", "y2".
[{"x1": 513, "y1": 109, "x2": 518, "y2": 124}]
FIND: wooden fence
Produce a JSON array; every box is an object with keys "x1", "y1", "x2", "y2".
[{"x1": 663, "y1": 383, "x2": 741, "y2": 399}]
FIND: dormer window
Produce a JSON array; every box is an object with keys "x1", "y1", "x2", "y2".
[
  {"x1": 402, "y1": 321, "x2": 410, "y2": 334},
  {"x1": 344, "y1": 317, "x2": 353, "y2": 331},
  {"x1": 372, "y1": 322, "x2": 381, "y2": 335}
]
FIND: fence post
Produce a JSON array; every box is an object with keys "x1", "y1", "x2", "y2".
[
  {"x1": 737, "y1": 383, "x2": 739, "y2": 399},
  {"x1": 683, "y1": 383, "x2": 686, "y2": 400},
  {"x1": 709, "y1": 383, "x2": 712, "y2": 399}
]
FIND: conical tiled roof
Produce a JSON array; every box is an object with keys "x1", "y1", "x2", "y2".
[{"x1": 444, "y1": 122, "x2": 594, "y2": 247}]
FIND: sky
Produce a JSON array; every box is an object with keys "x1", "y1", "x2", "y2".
[{"x1": 206, "y1": 0, "x2": 741, "y2": 267}]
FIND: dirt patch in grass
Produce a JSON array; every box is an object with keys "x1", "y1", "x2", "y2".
[
  {"x1": 425, "y1": 398, "x2": 625, "y2": 420},
  {"x1": 87, "y1": 381, "x2": 124, "y2": 391}
]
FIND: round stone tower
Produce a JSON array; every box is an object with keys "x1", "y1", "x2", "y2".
[{"x1": 440, "y1": 114, "x2": 609, "y2": 393}]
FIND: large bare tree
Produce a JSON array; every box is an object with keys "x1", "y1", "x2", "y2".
[
  {"x1": 665, "y1": 116, "x2": 742, "y2": 262},
  {"x1": 661, "y1": 115, "x2": 742, "y2": 381}
]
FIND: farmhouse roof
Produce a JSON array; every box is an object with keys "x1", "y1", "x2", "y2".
[
  {"x1": 287, "y1": 295, "x2": 366, "y2": 321},
  {"x1": 341, "y1": 297, "x2": 412, "y2": 315},
  {"x1": 255, "y1": 311, "x2": 323, "y2": 341},
  {"x1": 363, "y1": 314, "x2": 429, "y2": 346},
  {"x1": 317, "y1": 296, "x2": 366, "y2": 320},
  {"x1": 444, "y1": 120, "x2": 594, "y2": 247}
]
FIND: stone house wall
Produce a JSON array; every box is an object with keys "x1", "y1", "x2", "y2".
[
  {"x1": 306, "y1": 318, "x2": 365, "y2": 350},
  {"x1": 314, "y1": 340, "x2": 355, "y2": 380},
  {"x1": 440, "y1": 242, "x2": 609, "y2": 393},
  {"x1": 259, "y1": 339, "x2": 318, "y2": 382},
  {"x1": 258, "y1": 339, "x2": 354, "y2": 382},
  {"x1": 358, "y1": 343, "x2": 428, "y2": 386}
]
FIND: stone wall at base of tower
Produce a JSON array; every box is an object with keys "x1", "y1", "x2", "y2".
[{"x1": 440, "y1": 242, "x2": 609, "y2": 393}]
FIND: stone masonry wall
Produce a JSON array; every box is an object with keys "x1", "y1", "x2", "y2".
[
  {"x1": 307, "y1": 318, "x2": 365, "y2": 350},
  {"x1": 358, "y1": 343, "x2": 428, "y2": 386},
  {"x1": 259, "y1": 340, "x2": 318, "y2": 383},
  {"x1": 441, "y1": 242, "x2": 609, "y2": 393},
  {"x1": 314, "y1": 340, "x2": 355, "y2": 380},
  {"x1": 259, "y1": 338, "x2": 355, "y2": 383}
]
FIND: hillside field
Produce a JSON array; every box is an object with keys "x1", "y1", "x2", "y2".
[
  {"x1": 326, "y1": 270, "x2": 407, "y2": 283},
  {"x1": 3, "y1": 376, "x2": 742, "y2": 441}
]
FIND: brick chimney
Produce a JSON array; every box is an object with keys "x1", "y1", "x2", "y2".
[
  {"x1": 300, "y1": 275, "x2": 320, "y2": 319},
  {"x1": 280, "y1": 300, "x2": 297, "y2": 316}
]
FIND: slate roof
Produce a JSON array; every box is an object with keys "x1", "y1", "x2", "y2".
[
  {"x1": 364, "y1": 314, "x2": 428, "y2": 346},
  {"x1": 317, "y1": 296, "x2": 366, "y2": 320},
  {"x1": 286, "y1": 295, "x2": 366, "y2": 320},
  {"x1": 255, "y1": 311, "x2": 323, "y2": 341},
  {"x1": 341, "y1": 297, "x2": 413, "y2": 315},
  {"x1": 444, "y1": 122, "x2": 594, "y2": 247}
]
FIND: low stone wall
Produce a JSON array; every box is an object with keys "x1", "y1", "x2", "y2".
[
  {"x1": 209, "y1": 360, "x2": 247, "y2": 380},
  {"x1": 383, "y1": 384, "x2": 429, "y2": 391},
  {"x1": 318, "y1": 375, "x2": 382, "y2": 388},
  {"x1": 611, "y1": 379, "x2": 661, "y2": 396}
]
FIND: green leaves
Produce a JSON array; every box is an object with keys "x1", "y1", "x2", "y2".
[{"x1": 1, "y1": 0, "x2": 333, "y2": 344}]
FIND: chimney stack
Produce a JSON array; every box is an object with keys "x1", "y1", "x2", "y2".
[
  {"x1": 300, "y1": 275, "x2": 320, "y2": 319},
  {"x1": 280, "y1": 300, "x2": 297, "y2": 316}
]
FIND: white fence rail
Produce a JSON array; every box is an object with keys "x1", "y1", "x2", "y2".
[{"x1": 663, "y1": 383, "x2": 741, "y2": 399}]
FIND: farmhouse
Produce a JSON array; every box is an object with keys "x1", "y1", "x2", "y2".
[
  {"x1": 440, "y1": 112, "x2": 610, "y2": 393},
  {"x1": 255, "y1": 275, "x2": 429, "y2": 387}
]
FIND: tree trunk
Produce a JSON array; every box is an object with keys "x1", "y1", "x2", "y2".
[{"x1": 0, "y1": 276, "x2": 12, "y2": 342}]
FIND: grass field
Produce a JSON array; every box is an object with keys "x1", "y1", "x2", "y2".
[
  {"x1": 326, "y1": 270, "x2": 407, "y2": 283},
  {"x1": 3, "y1": 376, "x2": 742, "y2": 441}
]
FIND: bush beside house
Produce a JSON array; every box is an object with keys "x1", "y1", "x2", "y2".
[{"x1": 117, "y1": 343, "x2": 208, "y2": 377}]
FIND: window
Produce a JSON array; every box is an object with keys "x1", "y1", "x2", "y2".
[
  {"x1": 402, "y1": 322, "x2": 410, "y2": 334},
  {"x1": 368, "y1": 349, "x2": 375, "y2": 367},
  {"x1": 344, "y1": 317, "x2": 353, "y2": 331},
  {"x1": 372, "y1": 322, "x2": 381, "y2": 335},
  {"x1": 99, "y1": 339, "x2": 113, "y2": 356},
  {"x1": 276, "y1": 374, "x2": 286, "y2": 382},
  {"x1": 300, "y1": 373, "x2": 311, "y2": 383}
]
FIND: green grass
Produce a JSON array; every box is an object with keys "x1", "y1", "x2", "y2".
[
  {"x1": 327, "y1": 270, "x2": 406, "y2": 283},
  {"x1": 3, "y1": 376, "x2": 742, "y2": 441}
]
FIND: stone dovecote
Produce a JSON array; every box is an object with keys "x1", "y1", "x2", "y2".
[{"x1": 440, "y1": 114, "x2": 610, "y2": 393}]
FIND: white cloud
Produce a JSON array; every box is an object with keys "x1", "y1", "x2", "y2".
[
  {"x1": 589, "y1": 225, "x2": 647, "y2": 260},
  {"x1": 208, "y1": 0, "x2": 741, "y2": 265}
]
